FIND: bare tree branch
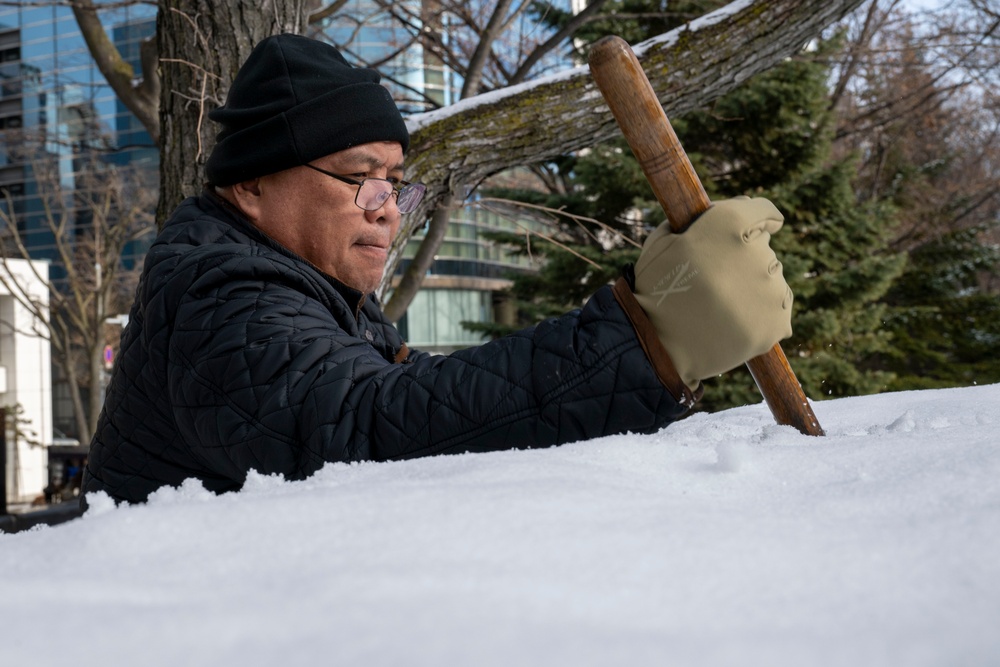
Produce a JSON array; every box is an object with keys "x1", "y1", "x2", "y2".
[
  {"x1": 462, "y1": 0, "x2": 518, "y2": 98},
  {"x1": 0, "y1": 145, "x2": 155, "y2": 440},
  {"x1": 70, "y1": 0, "x2": 160, "y2": 142},
  {"x1": 509, "y1": 0, "x2": 612, "y2": 85}
]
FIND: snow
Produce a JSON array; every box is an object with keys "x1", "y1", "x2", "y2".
[
  {"x1": 3, "y1": 383, "x2": 999, "y2": 666},
  {"x1": 637, "y1": 0, "x2": 754, "y2": 54}
]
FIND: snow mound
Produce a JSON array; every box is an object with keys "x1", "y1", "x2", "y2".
[{"x1": 2, "y1": 384, "x2": 998, "y2": 667}]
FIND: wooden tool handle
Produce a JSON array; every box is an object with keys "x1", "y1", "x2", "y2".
[{"x1": 589, "y1": 35, "x2": 824, "y2": 436}]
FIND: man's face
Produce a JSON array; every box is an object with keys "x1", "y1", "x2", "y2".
[{"x1": 250, "y1": 141, "x2": 405, "y2": 294}]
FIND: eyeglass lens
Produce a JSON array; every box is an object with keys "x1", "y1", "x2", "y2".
[
  {"x1": 357, "y1": 180, "x2": 426, "y2": 214},
  {"x1": 397, "y1": 183, "x2": 426, "y2": 214}
]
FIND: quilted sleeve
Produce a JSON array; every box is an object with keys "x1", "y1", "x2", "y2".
[
  {"x1": 345, "y1": 286, "x2": 691, "y2": 464},
  {"x1": 167, "y1": 249, "x2": 691, "y2": 483}
]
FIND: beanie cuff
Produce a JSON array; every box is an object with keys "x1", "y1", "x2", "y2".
[{"x1": 206, "y1": 83, "x2": 409, "y2": 186}]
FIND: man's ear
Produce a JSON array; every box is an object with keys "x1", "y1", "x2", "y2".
[{"x1": 229, "y1": 179, "x2": 263, "y2": 222}]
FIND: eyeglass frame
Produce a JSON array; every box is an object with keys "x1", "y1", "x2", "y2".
[{"x1": 303, "y1": 163, "x2": 425, "y2": 214}]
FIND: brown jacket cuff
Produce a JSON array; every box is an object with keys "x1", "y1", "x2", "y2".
[
  {"x1": 394, "y1": 343, "x2": 411, "y2": 364},
  {"x1": 612, "y1": 276, "x2": 703, "y2": 408}
]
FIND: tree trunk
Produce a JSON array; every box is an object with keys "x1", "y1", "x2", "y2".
[
  {"x1": 155, "y1": 2, "x2": 311, "y2": 224},
  {"x1": 88, "y1": 342, "x2": 105, "y2": 437},
  {"x1": 63, "y1": 348, "x2": 90, "y2": 445}
]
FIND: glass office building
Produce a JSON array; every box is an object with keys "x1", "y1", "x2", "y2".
[{"x1": 0, "y1": 4, "x2": 156, "y2": 260}]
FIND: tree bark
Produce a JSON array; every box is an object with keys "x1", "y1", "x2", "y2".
[{"x1": 155, "y1": 1, "x2": 311, "y2": 224}]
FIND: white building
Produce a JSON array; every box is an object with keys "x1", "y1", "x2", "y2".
[{"x1": 0, "y1": 257, "x2": 53, "y2": 505}]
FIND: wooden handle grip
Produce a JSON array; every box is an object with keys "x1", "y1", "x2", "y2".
[{"x1": 589, "y1": 36, "x2": 824, "y2": 436}]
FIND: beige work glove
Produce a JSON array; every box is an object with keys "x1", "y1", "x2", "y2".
[{"x1": 633, "y1": 197, "x2": 793, "y2": 390}]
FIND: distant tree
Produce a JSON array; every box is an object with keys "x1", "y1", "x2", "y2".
[
  {"x1": 832, "y1": 1, "x2": 1000, "y2": 243},
  {"x1": 830, "y1": 1, "x2": 1000, "y2": 389},
  {"x1": 0, "y1": 150, "x2": 156, "y2": 441}
]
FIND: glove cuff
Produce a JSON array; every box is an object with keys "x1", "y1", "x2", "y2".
[{"x1": 612, "y1": 276, "x2": 702, "y2": 409}]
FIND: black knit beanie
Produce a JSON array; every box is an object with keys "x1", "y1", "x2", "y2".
[{"x1": 205, "y1": 34, "x2": 410, "y2": 186}]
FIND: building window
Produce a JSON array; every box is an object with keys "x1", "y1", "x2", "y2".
[{"x1": 402, "y1": 289, "x2": 491, "y2": 350}]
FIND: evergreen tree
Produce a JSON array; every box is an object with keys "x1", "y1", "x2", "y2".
[
  {"x1": 672, "y1": 46, "x2": 907, "y2": 409},
  {"x1": 830, "y1": 14, "x2": 1000, "y2": 391},
  {"x1": 758, "y1": 161, "x2": 905, "y2": 406},
  {"x1": 880, "y1": 224, "x2": 1000, "y2": 389}
]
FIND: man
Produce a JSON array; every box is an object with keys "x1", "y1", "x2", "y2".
[{"x1": 83, "y1": 34, "x2": 792, "y2": 504}]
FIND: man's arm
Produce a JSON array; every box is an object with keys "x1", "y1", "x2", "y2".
[{"x1": 166, "y1": 252, "x2": 689, "y2": 485}]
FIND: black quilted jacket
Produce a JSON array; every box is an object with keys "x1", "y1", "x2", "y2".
[{"x1": 83, "y1": 192, "x2": 691, "y2": 503}]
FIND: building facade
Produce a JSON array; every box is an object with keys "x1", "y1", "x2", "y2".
[{"x1": 0, "y1": 257, "x2": 52, "y2": 505}]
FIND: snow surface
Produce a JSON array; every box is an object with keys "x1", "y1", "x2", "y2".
[{"x1": 2, "y1": 384, "x2": 999, "y2": 667}]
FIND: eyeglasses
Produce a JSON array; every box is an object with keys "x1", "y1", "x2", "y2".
[{"x1": 304, "y1": 163, "x2": 426, "y2": 214}]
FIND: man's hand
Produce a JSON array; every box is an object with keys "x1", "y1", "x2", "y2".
[{"x1": 633, "y1": 197, "x2": 793, "y2": 390}]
